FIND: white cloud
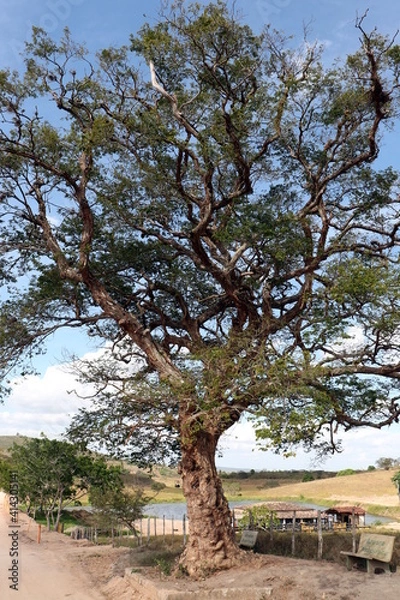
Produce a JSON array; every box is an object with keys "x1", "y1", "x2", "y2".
[
  {"x1": 0, "y1": 360, "x2": 92, "y2": 439},
  {"x1": 0, "y1": 343, "x2": 146, "y2": 440},
  {"x1": 217, "y1": 418, "x2": 400, "y2": 472}
]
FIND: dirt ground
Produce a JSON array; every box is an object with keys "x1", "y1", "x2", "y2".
[
  {"x1": 99, "y1": 551, "x2": 400, "y2": 600},
  {"x1": 1, "y1": 492, "x2": 400, "y2": 600}
]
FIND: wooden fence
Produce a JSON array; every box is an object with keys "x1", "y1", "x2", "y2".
[
  {"x1": 69, "y1": 508, "x2": 366, "y2": 560},
  {"x1": 235, "y1": 509, "x2": 362, "y2": 559},
  {"x1": 70, "y1": 514, "x2": 188, "y2": 546}
]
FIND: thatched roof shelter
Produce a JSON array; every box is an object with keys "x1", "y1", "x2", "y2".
[
  {"x1": 325, "y1": 506, "x2": 366, "y2": 526},
  {"x1": 234, "y1": 501, "x2": 327, "y2": 524}
]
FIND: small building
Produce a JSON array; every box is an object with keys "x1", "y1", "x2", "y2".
[
  {"x1": 325, "y1": 506, "x2": 366, "y2": 528},
  {"x1": 234, "y1": 502, "x2": 328, "y2": 530}
]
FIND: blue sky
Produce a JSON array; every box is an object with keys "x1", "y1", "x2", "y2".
[
  {"x1": 1, "y1": 0, "x2": 398, "y2": 69},
  {"x1": 1, "y1": 0, "x2": 400, "y2": 472}
]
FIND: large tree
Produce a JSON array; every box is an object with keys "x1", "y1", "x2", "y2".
[{"x1": 1, "y1": 0, "x2": 400, "y2": 575}]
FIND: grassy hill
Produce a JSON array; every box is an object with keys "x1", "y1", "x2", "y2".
[
  {"x1": 97, "y1": 460, "x2": 400, "y2": 520},
  {"x1": 0, "y1": 435, "x2": 29, "y2": 454},
  {"x1": 141, "y1": 466, "x2": 400, "y2": 520},
  {"x1": 221, "y1": 468, "x2": 400, "y2": 520},
  {"x1": 256, "y1": 468, "x2": 398, "y2": 503}
]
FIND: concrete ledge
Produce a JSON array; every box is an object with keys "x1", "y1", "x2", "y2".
[{"x1": 125, "y1": 570, "x2": 273, "y2": 599}]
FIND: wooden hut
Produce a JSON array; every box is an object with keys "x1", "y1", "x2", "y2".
[
  {"x1": 234, "y1": 501, "x2": 328, "y2": 530},
  {"x1": 325, "y1": 505, "x2": 366, "y2": 529}
]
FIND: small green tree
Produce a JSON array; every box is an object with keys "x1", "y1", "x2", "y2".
[
  {"x1": 238, "y1": 505, "x2": 278, "y2": 531},
  {"x1": 376, "y1": 457, "x2": 396, "y2": 470},
  {"x1": 89, "y1": 486, "x2": 148, "y2": 534},
  {"x1": 336, "y1": 469, "x2": 356, "y2": 477},
  {"x1": 0, "y1": 456, "x2": 12, "y2": 492},
  {"x1": 392, "y1": 472, "x2": 400, "y2": 502}
]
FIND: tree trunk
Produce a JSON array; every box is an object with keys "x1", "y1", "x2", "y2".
[
  {"x1": 178, "y1": 429, "x2": 243, "y2": 578},
  {"x1": 54, "y1": 495, "x2": 63, "y2": 532}
]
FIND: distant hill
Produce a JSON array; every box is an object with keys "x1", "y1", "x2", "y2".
[
  {"x1": 249, "y1": 467, "x2": 400, "y2": 518},
  {"x1": 0, "y1": 435, "x2": 29, "y2": 454}
]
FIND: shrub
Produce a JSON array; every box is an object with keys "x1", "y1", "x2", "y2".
[
  {"x1": 151, "y1": 481, "x2": 167, "y2": 492},
  {"x1": 336, "y1": 469, "x2": 356, "y2": 477}
]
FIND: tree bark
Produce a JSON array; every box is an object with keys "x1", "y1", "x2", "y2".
[
  {"x1": 54, "y1": 494, "x2": 63, "y2": 532},
  {"x1": 178, "y1": 428, "x2": 243, "y2": 578}
]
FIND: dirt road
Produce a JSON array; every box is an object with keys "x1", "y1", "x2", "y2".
[{"x1": 0, "y1": 492, "x2": 107, "y2": 600}]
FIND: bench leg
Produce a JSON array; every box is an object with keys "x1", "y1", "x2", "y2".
[
  {"x1": 345, "y1": 557, "x2": 353, "y2": 571},
  {"x1": 366, "y1": 559, "x2": 391, "y2": 575},
  {"x1": 346, "y1": 556, "x2": 367, "y2": 571}
]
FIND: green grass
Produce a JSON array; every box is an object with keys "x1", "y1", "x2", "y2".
[
  {"x1": 148, "y1": 487, "x2": 185, "y2": 503},
  {"x1": 33, "y1": 510, "x2": 82, "y2": 530}
]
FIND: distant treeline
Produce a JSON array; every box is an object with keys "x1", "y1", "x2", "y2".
[{"x1": 218, "y1": 469, "x2": 337, "y2": 481}]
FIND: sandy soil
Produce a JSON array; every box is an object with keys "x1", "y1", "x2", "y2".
[
  {"x1": 1, "y1": 491, "x2": 399, "y2": 599},
  {"x1": 133, "y1": 553, "x2": 400, "y2": 600},
  {"x1": 0, "y1": 492, "x2": 125, "y2": 600}
]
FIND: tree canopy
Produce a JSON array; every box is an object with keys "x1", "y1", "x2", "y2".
[
  {"x1": 1, "y1": 0, "x2": 400, "y2": 575},
  {"x1": 9, "y1": 436, "x2": 123, "y2": 530}
]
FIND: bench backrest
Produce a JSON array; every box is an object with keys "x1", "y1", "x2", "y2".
[
  {"x1": 357, "y1": 533, "x2": 395, "y2": 562},
  {"x1": 239, "y1": 530, "x2": 258, "y2": 548}
]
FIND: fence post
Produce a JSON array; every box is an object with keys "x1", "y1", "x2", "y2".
[
  {"x1": 172, "y1": 516, "x2": 174, "y2": 538},
  {"x1": 317, "y1": 511, "x2": 323, "y2": 560},
  {"x1": 163, "y1": 515, "x2": 166, "y2": 542},
  {"x1": 183, "y1": 514, "x2": 186, "y2": 545},
  {"x1": 269, "y1": 513, "x2": 274, "y2": 541},
  {"x1": 139, "y1": 518, "x2": 143, "y2": 547},
  {"x1": 147, "y1": 517, "x2": 151, "y2": 545},
  {"x1": 291, "y1": 511, "x2": 296, "y2": 556},
  {"x1": 37, "y1": 524, "x2": 42, "y2": 544},
  {"x1": 154, "y1": 517, "x2": 157, "y2": 538},
  {"x1": 352, "y1": 507, "x2": 357, "y2": 552}
]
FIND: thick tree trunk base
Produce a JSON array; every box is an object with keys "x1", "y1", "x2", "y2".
[
  {"x1": 177, "y1": 540, "x2": 247, "y2": 579},
  {"x1": 178, "y1": 429, "x2": 245, "y2": 579}
]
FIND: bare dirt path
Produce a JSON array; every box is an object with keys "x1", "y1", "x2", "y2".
[{"x1": 0, "y1": 492, "x2": 112, "y2": 600}]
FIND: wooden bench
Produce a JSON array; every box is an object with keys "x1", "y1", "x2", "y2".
[{"x1": 340, "y1": 533, "x2": 395, "y2": 574}]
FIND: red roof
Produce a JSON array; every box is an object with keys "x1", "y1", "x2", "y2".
[{"x1": 326, "y1": 506, "x2": 365, "y2": 515}]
